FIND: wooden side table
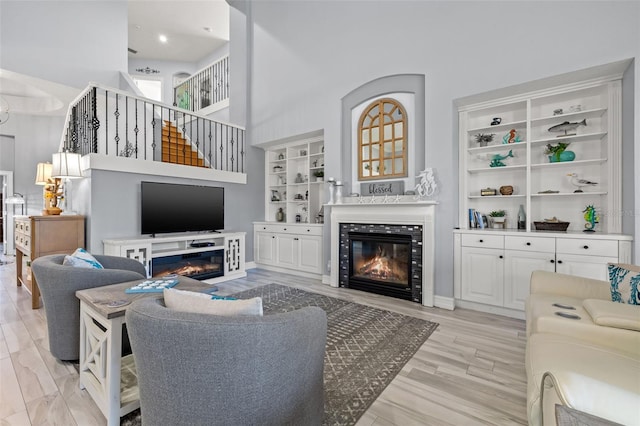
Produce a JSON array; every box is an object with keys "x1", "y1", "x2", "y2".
[{"x1": 15, "y1": 215, "x2": 85, "y2": 309}]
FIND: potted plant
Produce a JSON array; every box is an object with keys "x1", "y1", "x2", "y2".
[
  {"x1": 313, "y1": 169, "x2": 324, "y2": 182},
  {"x1": 489, "y1": 210, "x2": 506, "y2": 228},
  {"x1": 544, "y1": 142, "x2": 575, "y2": 163},
  {"x1": 474, "y1": 133, "x2": 495, "y2": 147}
]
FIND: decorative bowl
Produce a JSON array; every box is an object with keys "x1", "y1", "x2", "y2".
[{"x1": 533, "y1": 221, "x2": 570, "y2": 231}]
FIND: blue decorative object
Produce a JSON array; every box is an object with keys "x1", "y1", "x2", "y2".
[
  {"x1": 489, "y1": 150, "x2": 514, "y2": 167},
  {"x1": 583, "y1": 204, "x2": 599, "y2": 232},
  {"x1": 548, "y1": 151, "x2": 576, "y2": 162}
]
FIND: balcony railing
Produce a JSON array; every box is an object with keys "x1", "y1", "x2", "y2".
[
  {"x1": 60, "y1": 83, "x2": 245, "y2": 175},
  {"x1": 174, "y1": 55, "x2": 229, "y2": 112}
]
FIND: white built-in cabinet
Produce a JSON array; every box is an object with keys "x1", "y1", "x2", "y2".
[
  {"x1": 255, "y1": 135, "x2": 325, "y2": 278},
  {"x1": 253, "y1": 222, "x2": 323, "y2": 276},
  {"x1": 454, "y1": 61, "x2": 633, "y2": 318},
  {"x1": 455, "y1": 231, "x2": 632, "y2": 316}
]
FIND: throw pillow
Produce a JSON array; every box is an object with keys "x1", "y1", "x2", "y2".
[
  {"x1": 163, "y1": 287, "x2": 263, "y2": 316},
  {"x1": 63, "y1": 248, "x2": 104, "y2": 269},
  {"x1": 607, "y1": 263, "x2": 640, "y2": 305}
]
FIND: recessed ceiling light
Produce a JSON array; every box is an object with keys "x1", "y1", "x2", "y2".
[
  {"x1": 203, "y1": 27, "x2": 213, "y2": 33},
  {"x1": 159, "y1": 34, "x2": 168, "y2": 43}
]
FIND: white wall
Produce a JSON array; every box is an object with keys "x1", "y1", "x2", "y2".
[
  {"x1": 0, "y1": 115, "x2": 67, "y2": 215},
  {"x1": 128, "y1": 58, "x2": 197, "y2": 106},
  {"x1": 0, "y1": 0, "x2": 128, "y2": 89},
  {"x1": 244, "y1": 1, "x2": 640, "y2": 297}
]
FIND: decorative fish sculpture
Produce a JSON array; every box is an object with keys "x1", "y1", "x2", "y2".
[
  {"x1": 489, "y1": 150, "x2": 514, "y2": 167},
  {"x1": 548, "y1": 119, "x2": 587, "y2": 136}
]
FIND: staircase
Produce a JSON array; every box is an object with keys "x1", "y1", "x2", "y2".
[{"x1": 162, "y1": 121, "x2": 205, "y2": 167}]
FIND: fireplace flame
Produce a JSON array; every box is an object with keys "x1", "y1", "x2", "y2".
[
  {"x1": 358, "y1": 246, "x2": 400, "y2": 281},
  {"x1": 157, "y1": 262, "x2": 221, "y2": 278}
]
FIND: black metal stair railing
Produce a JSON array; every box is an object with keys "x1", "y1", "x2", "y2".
[
  {"x1": 174, "y1": 55, "x2": 229, "y2": 112},
  {"x1": 60, "y1": 83, "x2": 245, "y2": 174}
]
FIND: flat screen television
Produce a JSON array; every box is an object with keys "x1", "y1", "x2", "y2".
[{"x1": 141, "y1": 181, "x2": 224, "y2": 235}]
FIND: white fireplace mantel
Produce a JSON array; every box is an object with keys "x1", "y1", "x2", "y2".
[{"x1": 329, "y1": 201, "x2": 436, "y2": 307}]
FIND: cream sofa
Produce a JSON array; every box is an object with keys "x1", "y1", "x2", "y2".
[{"x1": 525, "y1": 270, "x2": 640, "y2": 426}]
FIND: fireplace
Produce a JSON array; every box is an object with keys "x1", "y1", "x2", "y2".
[
  {"x1": 330, "y1": 202, "x2": 435, "y2": 306},
  {"x1": 151, "y1": 250, "x2": 224, "y2": 280},
  {"x1": 339, "y1": 224, "x2": 422, "y2": 302}
]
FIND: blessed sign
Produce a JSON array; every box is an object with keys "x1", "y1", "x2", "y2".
[{"x1": 360, "y1": 181, "x2": 405, "y2": 196}]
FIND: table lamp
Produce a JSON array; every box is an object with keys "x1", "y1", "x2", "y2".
[
  {"x1": 52, "y1": 152, "x2": 83, "y2": 215},
  {"x1": 35, "y1": 162, "x2": 62, "y2": 215}
]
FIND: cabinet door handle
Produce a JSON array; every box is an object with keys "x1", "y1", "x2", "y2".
[
  {"x1": 557, "y1": 260, "x2": 563, "y2": 264},
  {"x1": 583, "y1": 245, "x2": 589, "y2": 250},
  {"x1": 550, "y1": 259, "x2": 555, "y2": 263},
  {"x1": 526, "y1": 242, "x2": 531, "y2": 246},
  {"x1": 263, "y1": 227, "x2": 266, "y2": 230},
  {"x1": 294, "y1": 237, "x2": 299, "y2": 241},
  {"x1": 479, "y1": 239, "x2": 484, "y2": 243},
  {"x1": 499, "y1": 255, "x2": 503, "y2": 259},
  {"x1": 272, "y1": 236, "x2": 275, "y2": 239},
  {"x1": 284, "y1": 228, "x2": 287, "y2": 231}
]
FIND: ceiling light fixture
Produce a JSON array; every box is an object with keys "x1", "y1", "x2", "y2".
[{"x1": 159, "y1": 34, "x2": 168, "y2": 43}]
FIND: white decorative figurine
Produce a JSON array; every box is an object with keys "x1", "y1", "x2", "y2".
[{"x1": 415, "y1": 168, "x2": 437, "y2": 199}]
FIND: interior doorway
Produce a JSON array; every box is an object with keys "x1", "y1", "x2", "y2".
[{"x1": 1, "y1": 171, "x2": 16, "y2": 255}]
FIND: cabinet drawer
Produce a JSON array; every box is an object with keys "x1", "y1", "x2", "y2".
[
  {"x1": 556, "y1": 239, "x2": 618, "y2": 257},
  {"x1": 255, "y1": 224, "x2": 322, "y2": 236},
  {"x1": 461, "y1": 234, "x2": 504, "y2": 249},
  {"x1": 15, "y1": 234, "x2": 30, "y2": 252},
  {"x1": 505, "y1": 236, "x2": 555, "y2": 253}
]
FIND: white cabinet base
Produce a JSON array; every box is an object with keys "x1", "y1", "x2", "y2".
[
  {"x1": 253, "y1": 222, "x2": 323, "y2": 277},
  {"x1": 454, "y1": 229, "x2": 632, "y2": 318}
]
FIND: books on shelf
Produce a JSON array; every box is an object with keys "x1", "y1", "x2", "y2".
[{"x1": 468, "y1": 209, "x2": 486, "y2": 229}]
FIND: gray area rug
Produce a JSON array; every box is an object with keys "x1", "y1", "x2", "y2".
[{"x1": 122, "y1": 283, "x2": 438, "y2": 426}]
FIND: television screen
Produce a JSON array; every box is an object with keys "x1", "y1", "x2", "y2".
[{"x1": 141, "y1": 182, "x2": 224, "y2": 235}]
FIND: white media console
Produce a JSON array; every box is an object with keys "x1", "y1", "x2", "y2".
[{"x1": 103, "y1": 231, "x2": 246, "y2": 284}]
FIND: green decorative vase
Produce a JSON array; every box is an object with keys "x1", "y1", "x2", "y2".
[{"x1": 549, "y1": 150, "x2": 575, "y2": 163}]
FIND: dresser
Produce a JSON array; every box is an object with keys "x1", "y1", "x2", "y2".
[{"x1": 15, "y1": 215, "x2": 85, "y2": 309}]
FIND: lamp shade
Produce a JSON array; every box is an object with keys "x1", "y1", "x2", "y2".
[
  {"x1": 52, "y1": 152, "x2": 82, "y2": 179},
  {"x1": 35, "y1": 162, "x2": 53, "y2": 185}
]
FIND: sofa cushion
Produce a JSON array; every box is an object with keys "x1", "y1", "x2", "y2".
[
  {"x1": 62, "y1": 248, "x2": 104, "y2": 269},
  {"x1": 583, "y1": 299, "x2": 640, "y2": 332},
  {"x1": 607, "y1": 263, "x2": 640, "y2": 305},
  {"x1": 526, "y1": 293, "x2": 640, "y2": 354},
  {"x1": 526, "y1": 333, "x2": 640, "y2": 426},
  {"x1": 163, "y1": 287, "x2": 263, "y2": 316}
]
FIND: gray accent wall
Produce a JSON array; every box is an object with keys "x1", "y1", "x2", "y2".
[
  {"x1": 240, "y1": 1, "x2": 640, "y2": 296},
  {"x1": 84, "y1": 146, "x2": 264, "y2": 260}
]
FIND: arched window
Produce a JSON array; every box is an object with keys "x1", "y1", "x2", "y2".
[{"x1": 357, "y1": 98, "x2": 407, "y2": 180}]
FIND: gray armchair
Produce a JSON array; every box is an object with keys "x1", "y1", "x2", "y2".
[
  {"x1": 126, "y1": 297, "x2": 327, "y2": 426},
  {"x1": 31, "y1": 253, "x2": 147, "y2": 361}
]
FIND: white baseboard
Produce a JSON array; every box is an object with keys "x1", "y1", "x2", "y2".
[
  {"x1": 245, "y1": 261, "x2": 257, "y2": 270},
  {"x1": 434, "y1": 295, "x2": 455, "y2": 310},
  {"x1": 322, "y1": 275, "x2": 332, "y2": 285},
  {"x1": 454, "y1": 299, "x2": 525, "y2": 320},
  {"x1": 252, "y1": 263, "x2": 322, "y2": 280}
]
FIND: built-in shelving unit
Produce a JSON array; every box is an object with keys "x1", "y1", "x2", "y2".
[
  {"x1": 452, "y1": 60, "x2": 633, "y2": 318},
  {"x1": 265, "y1": 135, "x2": 324, "y2": 224},
  {"x1": 458, "y1": 67, "x2": 624, "y2": 234}
]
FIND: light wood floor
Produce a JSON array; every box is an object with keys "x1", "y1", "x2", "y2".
[{"x1": 0, "y1": 257, "x2": 528, "y2": 426}]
